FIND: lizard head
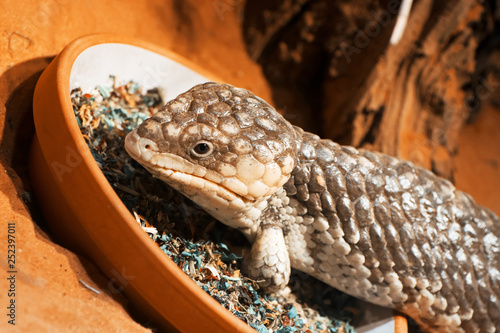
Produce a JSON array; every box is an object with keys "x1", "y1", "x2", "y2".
[{"x1": 124, "y1": 82, "x2": 298, "y2": 230}]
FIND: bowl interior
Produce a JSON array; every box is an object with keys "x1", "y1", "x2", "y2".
[{"x1": 70, "y1": 43, "x2": 209, "y2": 97}]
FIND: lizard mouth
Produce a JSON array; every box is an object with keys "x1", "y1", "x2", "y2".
[
  {"x1": 124, "y1": 130, "x2": 249, "y2": 210},
  {"x1": 149, "y1": 166, "x2": 249, "y2": 210}
]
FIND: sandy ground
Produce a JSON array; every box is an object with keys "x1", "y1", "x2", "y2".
[{"x1": 0, "y1": 1, "x2": 498, "y2": 332}]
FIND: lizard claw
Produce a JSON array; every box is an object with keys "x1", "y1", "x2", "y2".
[{"x1": 243, "y1": 225, "x2": 291, "y2": 293}]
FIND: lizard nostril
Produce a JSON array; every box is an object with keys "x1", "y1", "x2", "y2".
[{"x1": 145, "y1": 144, "x2": 151, "y2": 150}]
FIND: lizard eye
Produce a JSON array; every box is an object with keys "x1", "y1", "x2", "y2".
[{"x1": 191, "y1": 141, "x2": 214, "y2": 157}]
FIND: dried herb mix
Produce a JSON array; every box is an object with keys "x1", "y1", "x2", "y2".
[{"x1": 71, "y1": 78, "x2": 356, "y2": 333}]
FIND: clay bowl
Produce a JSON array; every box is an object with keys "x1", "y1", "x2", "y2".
[{"x1": 30, "y1": 34, "x2": 408, "y2": 332}]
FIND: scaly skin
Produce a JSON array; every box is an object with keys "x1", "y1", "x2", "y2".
[{"x1": 124, "y1": 82, "x2": 500, "y2": 332}]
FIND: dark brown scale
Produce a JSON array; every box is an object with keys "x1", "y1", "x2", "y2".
[
  {"x1": 324, "y1": 211, "x2": 341, "y2": 232},
  {"x1": 335, "y1": 197, "x2": 359, "y2": 244},
  {"x1": 462, "y1": 320, "x2": 480, "y2": 333},
  {"x1": 353, "y1": 196, "x2": 373, "y2": 228},
  {"x1": 241, "y1": 126, "x2": 266, "y2": 141},
  {"x1": 365, "y1": 172, "x2": 386, "y2": 200},
  {"x1": 298, "y1": 141, "x2": 317, "y2": 161},
  {"x1": 214, "y1": 87, "x2": 231, "y2": 101},
  {"x1": 334, "y1": 149, "x2": 358, "y2": 173},
  {"x1": 385, "y1": 235, "x2": 409, "y2": 272},
  {"x1": 345, "y1": 171, "x2": 365, "y2": 201},
  {"x1": 232, "y1": 110, "x2": 254, "y2": 128},
  {"x1": 429, "y1": 245, "x2": 446, "y2": 274},
  {"x1": 294, "y1": 164, "x2": 310, "y2": 184},
  {"x1": 283, "y1": 176, "x2": 297, "y2": 195},
  {"x1": 192, "y1": 90, "x2": 218, "y2": 105},
  {"x1": 368, "y1": 267, "x2": 385, "y2": 285},
  {"x1": 464, "y1": 267, "x2": 491, "y2": 331},
  {"x1": 196, "y1": 112, "x2": 218, "y2": 127},
  {"x1": 229, "y1": 86, "x2": 249, "y2": 98},
  {"x1": 306, "y1": 192, "x2": 322, "y2": 213},
  {"x1": 308, "y1": 164, "x2": 326, "y2": 192},
  {"x1": 320, "y1": 191, "x2": 335, "y2": 213},
  {"x1": 373, "y1": 196, "x2": 392, "y2": 227},
  {"x1": 188, "y1": 99, "x2": 206, "y2": 113},
  {"x1": 206, "y1": 101, "x2": 231, "y2": 117},
  {"x1": 323, "y1": 165, "x2": 348, "y2": 199},
  {"x1": 151, "y1": 110, "x2": 172, "y2": 123},
  {"x1": 294, "y1": 201, "x2": 308, "y2": 216},
  {"x1": 401, "y1": 194, "x2": 421, "y2": 222},
  {"x1": 397, "y1": 222, "x2": 415, "y2": 254},
  {"x1": 450, "y1": 272, "x2": 471, "y2": 318},
  {"x1": 315, "y1": 145, "x2": 335, "y2": 166},
  {"x1": 447, "y1": 259, "x2": 477, "y2": 319},
  {"x1": 356, "y1": 227, "x2": 379, "y2": 269},
  {"x1": 488, "y1": 296, "x2": 500, "y2": 321},
  {"x1": 419, "y1": 242, "x2": 437, "y2": 272},
  {"x1": 295, "y1": 184, "x2": 309, "y2": 202},
  {"x1": 404, "y1": 287, "x2": 419, "y2": 304},
  {"x1": 172, "y1": 111, "x2": 196, "y2": 126},
  {"x1": 368, "y1": 221, "x2": 388, "y2": 253},
  {"x1": 241, "y1": 105, "x2": 265, "y2": 119},
  {"x1": 137, "y1": 118, "x2": 163, "y2": 140},
  {"x1": 437, "y1": 270, "x2": 459, "y2": 312},
  {"x1": 406, "y1": 244, "x2": 424, "y2": 269},
  {"x1": 378, "y1": 250, "x2": 397, "y2": 273}
]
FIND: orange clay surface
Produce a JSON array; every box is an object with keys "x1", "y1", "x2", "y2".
[{"x1": 455, "y1": 104, "x2": 500, "y2": 217}]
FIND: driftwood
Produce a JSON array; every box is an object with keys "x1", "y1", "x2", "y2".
[{"x1": 243, "y1": 0, "x2": 498, "y2": 181}]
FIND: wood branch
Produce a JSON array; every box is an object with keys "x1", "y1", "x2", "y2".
[{"x1": 329, "y1": 0, "x2": 490, "y2": 180}]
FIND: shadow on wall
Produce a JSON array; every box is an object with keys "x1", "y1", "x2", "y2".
[
  {"x1": 1, "y1": 56, "x2": 157, "y2": 330},
  {"x1": 241, "y1": 0, "x2": 396, "y2": 140},
  {"x1": 241, "y1": 0, "x2": 330, "y2": 136},
  {"x1": 1, "y1": 57, "x2": 54, "y2": 189}
]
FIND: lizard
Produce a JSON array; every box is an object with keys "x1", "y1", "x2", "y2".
[{"x1": 124, "y1": 82, "x2": 500, "y2": 333}]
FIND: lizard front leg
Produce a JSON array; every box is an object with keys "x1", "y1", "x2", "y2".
[{"x1": 244, "y1": 225, "x2": 291, "y2": 293}]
